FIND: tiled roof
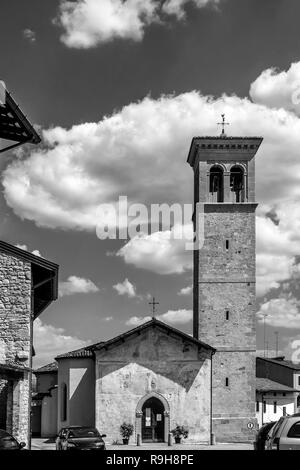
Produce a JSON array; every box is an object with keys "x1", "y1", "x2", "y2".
[
  {"x1": 256, "y1": 377, "x2": 298, "y2": 392},
  {"x1": 192, "y1": 136, "x2": 263, "y2": 140},
  {"x1": 56, "y1": 318, "x2": 215, "y2": 360},
  {"x1": 55, "y1": 343, "x2": 104, "y2": 360},
  {"x1": 34, "y1": 362, "x2": 58, "y2": 374},
  {"x1": 93, "y1": 318, "x2": 216, "y2": 353},
  {"x1": 257, "y1": 357, "x2": 300, "y2": 371},
  {"x1": 0, "y1": 363, "x2": 30, "y2": 372}
]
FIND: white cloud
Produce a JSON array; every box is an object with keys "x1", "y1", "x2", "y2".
[
  {"x1": 117, "y1": 224, "x2": 193, "y2": 275},
  {"x1": 126, "y1": 315, "x2": 152, "y2": 326},
  {"x1": 59, "y1": 275, "x2": 99, "y2": 297},
  {"x1": 126, "y1": 308, "x2": 192, "y2": 326},
  {"x1": 250, "y1": 62, "x2": 300, "y2": 116},
  {"x1": 113, "y1": 278, "x2": 137, "y2": 298},
  {"x1": 5, "y1": 67, "x2": 300, "y2": 290},
  {"x1": 55, "y1": 0, "x2": 220, "y2": 48},
  {"x1": 32, "y1": 250, "x2": 42, "y2": 257},
  {"x1": 15, "y1": 244, "x2": 28, "y2": 251},
  {"x1": 5, "y1": 90, "x2": 300, "y2": 235},
  {"x1": 256, "y1": 253, "x2": 295, "y2": 297},
  {"x1": 33, "y1": 318, "x2": 89, "y2": 368},
  {"x1": 178, "y1": 285, "x2": 192, "y2": 296},
  {"x1": 257, "y1": 296, "x2": 300, "y2": 329},
  {"x1": 283, "y1": 336, "x2": 300, "y2": 364},
  {"x1": 162, "y1": 0, "x2": 220, "y2": 19},
  {"x1": 15, "y1": 244, "x2": 42, "y2": 257},
  {"x1": 103, "y1": 316, "x2": 113, "y2": 322},
  {"x1": 255, "y1": 204, "x2": 300, "y2": 296},
  {"x1": 159, "y1": 308, "x2": 193, "y2": 324},
  {"x1": 23, "y1": 28, "x2": 36, "y2": 43}
]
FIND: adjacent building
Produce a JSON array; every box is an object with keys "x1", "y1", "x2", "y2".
[
  {"x1": 0, "y1": 242, "x2": 58, "y2": 446},
  {"x1": 255, "y1": 356, "x2": 300, "y2": 427},
  {"x1": 255, "y1": 377, "x2": 298, "y2": 428},
  {"x1": 32, "y1": 362, "x2": 58, "y2": 438},
  {"x1": 0, "y1": 83, "x2": 58, "y2": 447}
]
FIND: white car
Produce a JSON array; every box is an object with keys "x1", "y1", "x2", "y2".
[{"x1": 266, "y1": 415, "x2": 300, "y2": 450}]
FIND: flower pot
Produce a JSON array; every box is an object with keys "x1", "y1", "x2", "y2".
[
  {"x1": 123, "y1": 438, "x2": 129, "y2": 445},
  {"x1": 175, "y1": 437, "x2": 181, "y2": 444}
]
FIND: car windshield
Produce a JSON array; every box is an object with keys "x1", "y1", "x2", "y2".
[
  {"x1": 270, "y1": 417, "x2": 285, "y2": 438},
  {"x1": 68, "y1": 428, "x2": 100, "y2": 438}
]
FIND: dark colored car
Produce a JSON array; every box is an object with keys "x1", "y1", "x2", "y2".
[
  {"x1": 254, "y1": 422, "x2": 276, "y2": 450},
  {"x1": 0, "y1": 429, "x2": 26, "y2": 450},
  {"x1": 56, "y1": 426, "x2": 106, "y2": 451}
]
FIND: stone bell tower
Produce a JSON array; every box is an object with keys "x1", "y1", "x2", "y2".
[{"x1": 187, "y1": 121, "x2": 263, "y2": 442}]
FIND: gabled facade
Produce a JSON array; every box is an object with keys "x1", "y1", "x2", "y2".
[{"x1": 55, "y1": 319, "x2": 215, "y2": 445}]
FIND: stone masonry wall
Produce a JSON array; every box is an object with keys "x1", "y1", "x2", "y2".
[
  {"x1": 0, "y1": 252, "x2": 31, "y2": 445},
  {"x1": 195, "y1": 204, "x2": 257, "y2": 442}
]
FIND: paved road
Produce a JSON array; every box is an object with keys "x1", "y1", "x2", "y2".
[{"x1": 31, "y1": 438, "x2": 253, "y2": 451}]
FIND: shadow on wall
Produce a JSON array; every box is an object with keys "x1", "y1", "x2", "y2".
[
  {"x1": 62, "y1": 365, "x2": 95, "y2": 427},
  {"x1": 97, "y1": 358, "x2": 206, "y2": 392}
]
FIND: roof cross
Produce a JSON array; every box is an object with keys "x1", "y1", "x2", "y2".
[
  {"x1": 149, "y1": 296, "x2": 159, "y2": 317},
  {"x1": 217, "y1": 114, "x2": 230, "y2": 136}
]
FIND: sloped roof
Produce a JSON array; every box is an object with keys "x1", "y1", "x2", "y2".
[
  {"x1": 34, "y1": 362, "x2": 58, "y2": 374},
  {"x1": 0, "y1": 83, "x2": 41, "y2": 153},
  {"x1": 55, "y1": 319, "x2": 215, "y2": 360},
  {"x1": 256, "y1": 377, "x2": 298, "y2": 393},
  {"x1": 93, "y1": 318, "x2": 216, "y2": 353},
  {"x1": 55, "y1": 344, "x2": 101, "y2": 360},
  {"x1": 257, "y1": 356, "x2": 300, "y2": 371}
]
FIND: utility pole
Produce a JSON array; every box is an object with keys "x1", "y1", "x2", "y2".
[
  {"x1": 275, "y1": 331, "x2": 279, "y2": 357},
  {"x1": 263, "y1": 313, "x2": 269, "y2": 358}
]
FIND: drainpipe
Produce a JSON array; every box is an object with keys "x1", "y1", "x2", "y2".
[
  {"x1": 210, "y1": 352, "x2": 214, "y2": 445},
  {"x1": 27, "y1": 287, "x2": 34, "y2": 450},
  {"x1": 261, "y1": 393, "x2": 264, "y2": 427}
]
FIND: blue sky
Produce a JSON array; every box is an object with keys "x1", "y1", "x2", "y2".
[{"x1": 1, "y1": 0, "x2": 300, "y2": 366}]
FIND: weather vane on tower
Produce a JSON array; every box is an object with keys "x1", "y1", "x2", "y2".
[{"x1": 217, "y1": 114, "x2": 230, "y2": 137}]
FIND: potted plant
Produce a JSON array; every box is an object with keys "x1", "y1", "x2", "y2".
[
  {"x1": 120, "y1": 422, "x2": 134, "y2": 445},
  {"x1": 170, "y1": 425, "x2": 189, "y2": 444}
]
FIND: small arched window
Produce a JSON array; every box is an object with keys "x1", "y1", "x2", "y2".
[
  {"x1": 61, "y1": 383, "x2": 67, "y2": 422},
  {"x1": 209, "y1": 166, "x2": 224, "y2": 202},
  {"x1": 230, "y1": 166, "x2": 244, "y2": 202}
]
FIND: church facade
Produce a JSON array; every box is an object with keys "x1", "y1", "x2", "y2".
[
  {"x1": 55, "y1": 320, "x2": 215, "y2": 444},
  {"x1": 33, "y1": 131, "x2": 263, "y2": 444}
]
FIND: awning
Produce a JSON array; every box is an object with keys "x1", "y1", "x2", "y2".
[
  {"x1": 0, "y1": 240, "x2": 59, "y2": 319},
  {"x1": 0, "y1": 80, "x2": 41, "y2": 153}
]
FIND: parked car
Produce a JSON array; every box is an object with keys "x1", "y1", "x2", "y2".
[
  {"x1": 0, "y1": 429, "x2": 26, "y2": 450},
  {"x1": 56, "y1": 426, "x2": 106, "y2": 450},
  {"x1": 254, "y1": 422, "x2": 276, "y2": 450},
  {"x1": 266, "y1": 415, "x2": 300, "y2": 450}
]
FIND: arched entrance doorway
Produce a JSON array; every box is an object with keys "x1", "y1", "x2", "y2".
[
  {"x1": 136, "y1": 392, "x2": 170, "y2": 443},
  {"x1": 142, "y1": 397, "x2": 164, "y2": 443}
]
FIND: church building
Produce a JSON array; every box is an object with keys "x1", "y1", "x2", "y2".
[{"x1": 33, "y1": 128, "x2": 263, "y2": 444}]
